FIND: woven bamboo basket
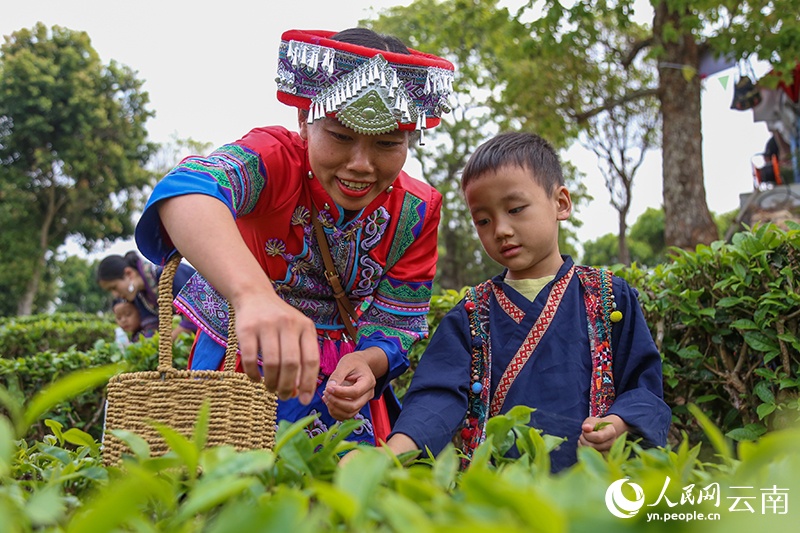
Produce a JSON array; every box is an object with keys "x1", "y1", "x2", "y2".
[{"x1": 102, "y1": 254, "x2": 277, "y2": 466}]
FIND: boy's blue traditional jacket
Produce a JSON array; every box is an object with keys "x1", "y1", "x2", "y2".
[{"x1": 391, "y1": 257, "x2": 671, "y2": 472}]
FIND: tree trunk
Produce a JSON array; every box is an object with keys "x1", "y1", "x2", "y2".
[
  {"x1": 654, "y1": 3, "x2": 719, "y2": 250},
  {"x1": 17, "y1": 183, "x2": 59, "y2": 316},
  {"x1": 618, "y1": 210, "x2": 631, "y2": 266}
]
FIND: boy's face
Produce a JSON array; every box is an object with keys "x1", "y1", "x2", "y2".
[
  {"x1": 298, "y1": 112, "x2": 409, "y2": 212},
  {"x1": 465, "y1": 164, "x2": 571, "y2": 280},
  {"x1": 114, "y1": 302, "x2": 141, "y2": 333}
]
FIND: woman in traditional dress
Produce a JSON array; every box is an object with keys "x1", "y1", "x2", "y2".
[
  {"x1": 98, "y1": 251, "x2": 197, "y2": 342},
  {"x1": 134, "y1": 28, "x2": 454, "y2": 444}
]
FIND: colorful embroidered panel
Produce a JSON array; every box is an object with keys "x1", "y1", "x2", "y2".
[
  {"x1": 574, "y1": 266, "x2": 616, "y2": 417},
  {"x1": 459, "y1": 281, "x2": 492, "y2": 467},
  {"x1": 385, "y1": 192, "x2": 425, "y2": 271},
  {"x1": 167, "y1": 144, "x2": 267, "y2": 217}
]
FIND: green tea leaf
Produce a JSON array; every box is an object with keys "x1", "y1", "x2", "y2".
[
  {"x1": 66, "y1": 467, "x2": 172, "y2": 533},
  {"x1": 754, "y1": 381, "x2": 775, "y2": 404},
  {"x1": 593, "y1": 421, "x2": 612, "y2": 431},
  {"x1": 335, "y1": 447, "x2": 391, "y2": 516},
  {"x1": 174, "y1": 476, "x2": 256, "y2": 523},
  {"x1": 432, "y1": 444, "x2": 459, "y2": 489},
  {"x1": 757, "y1": 403, "x2": 777, "y2": 420},
  {"x1": 63, "y1": 428, "x2": 100, "y2": 456},
  {"x1": 716, "y1": 297, "x2": 741, "y2": 308},
  {"x1": 150, "y1": 422, "x2": 198, "y2": 479},
  {"x1": 25, "y1": 486, "x2": 65, "y2": 526},
  {"x1": 0, "y1": 416, "x2": 15, "y2": 476},
  {"x1": 744, "y1": 332, "x2": 779, "y2": 353},
  {"x1": 44, "y1": 419, "x2": 65, "y2": 445},
  {"x1": 109, "y1": 429, "x2": 151, "y2": 460},
  {"x1": 273, "y1": 414, "x2": 317, "y2": 456},
  {"x1": 194, "y1": 399, "x2": 210, "y2": 452},
  {"x1": 0, "y1": 387, "x2": 23, "y2": 432},
  {"x1": 311, "y1": 481, "x2": 357, "y2": 522},
  {"x1": 726, "y1": 428, "x2": 760, "y2": 442},
  {"x1": 695, "y1": 395, "x2": 719, "y2": 404}
]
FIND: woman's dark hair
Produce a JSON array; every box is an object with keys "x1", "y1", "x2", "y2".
[
  {"x1": 331, "y1": 28, "x2": 411, "y2": 55},
  {"x1": 461, "y1": 132, "x2": 564, "y2": 194},
  {"x1": 97, "y1": 251, "x2": 140, "y2": 282}
]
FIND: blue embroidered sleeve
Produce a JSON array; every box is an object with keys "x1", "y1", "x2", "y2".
[{"x1": 135, "y1": 144, "x2": 268, "y2": 265}]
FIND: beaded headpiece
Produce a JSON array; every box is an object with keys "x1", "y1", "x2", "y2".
[{"x1": 276, "y1": 29, "x2": 455, "y2": 143}]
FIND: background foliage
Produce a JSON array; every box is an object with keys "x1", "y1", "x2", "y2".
[
  {"x1": 0, "y1": 23, "x2": 156, "y2": 316},
  {"x1": 0, "y1": 325, "x2": 191, "y2": 440},
  {"x1": 619, "y1": 222, "x2": 800, "y2": 445}
]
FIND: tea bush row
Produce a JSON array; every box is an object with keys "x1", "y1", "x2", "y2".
[
  {"x1": 0, "y1": 335, "x2": 191, "y2": 440},
  {"x1": 1, "y1": 370, "x2": 798, "y2": 532},
  {"x1": 0, "y1": 313, "x2": 116, "y2": 358}
]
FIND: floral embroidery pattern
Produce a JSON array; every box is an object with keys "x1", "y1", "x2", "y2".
[
  {"x1": 304, "y1": 409, "x2": 329, "y2": 438},
  {"x1": 291, "y1": 205, "x2": 310, "y2": 226}
]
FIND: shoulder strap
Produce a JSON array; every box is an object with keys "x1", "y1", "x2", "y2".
[
  {"x1": 574, "y1": 266, "x2": 616, "y2": 417},
  {"x1": 311, "y1": 205, "x2": 359, "y2": 340}
]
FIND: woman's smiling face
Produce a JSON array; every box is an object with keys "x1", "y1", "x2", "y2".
[{"x1": 299, "y1": 112, "x2": 409, "y2": 211}]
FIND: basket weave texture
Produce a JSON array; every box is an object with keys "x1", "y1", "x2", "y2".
[{"x1": 103, "y1": 254, "x2": 277, "y2": 466}]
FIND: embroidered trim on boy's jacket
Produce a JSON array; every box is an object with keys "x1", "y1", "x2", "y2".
[
  {"x1": 491, "y1": 284, "x2": 523, "y2": 324},
  {"x1": 574, "y1": 266, "x2": 616, "y2": 417},
  {"x1": 459, "y1": 282, "x2": 492, "y2": 466}
]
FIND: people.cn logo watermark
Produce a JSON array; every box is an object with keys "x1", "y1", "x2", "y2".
[{"x1": 605, "y1": 479, "x2": 646, "y2": 518}]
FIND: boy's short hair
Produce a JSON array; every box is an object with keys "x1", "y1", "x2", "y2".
[{"x1": 460, "y1": 131, "x2": 564, "y2": 194}]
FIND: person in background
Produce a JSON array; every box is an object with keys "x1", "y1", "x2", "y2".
[
  {"x1": 133, "y1": 28, "x2": 454, "y2": 445},
  {"x1": 98, "y1": 251, "x2": 197, "y2": 343},
  {"x1": 112, "y1": 297, "x2": 146, "y2": 343}
]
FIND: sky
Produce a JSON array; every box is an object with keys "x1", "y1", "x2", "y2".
[{"x1": 2, "y1": 0, "x2": 774, "y2": 260}]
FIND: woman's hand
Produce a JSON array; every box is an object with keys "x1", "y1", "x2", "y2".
[
  {"x1": 322, "y1": 347, "x2": 387, "y2": 420},
  {"x1": 159, "y1": 194, "x2": 320, "y2": 404},
  {"x1": 233, "y1": 290, "x2": 319, "y2": 403}
]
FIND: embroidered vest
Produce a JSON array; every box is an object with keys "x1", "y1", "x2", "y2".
[{"x1": 458, "y1": 265, "x2": 617, "y2": 465}]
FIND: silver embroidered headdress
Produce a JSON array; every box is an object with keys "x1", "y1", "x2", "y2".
[{"x1": 275, "y1": 29, "x2": 454, "y2": 144}]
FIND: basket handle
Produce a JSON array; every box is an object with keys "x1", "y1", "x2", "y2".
[{"x1": 158, "y1": 253, "x2": 239, "y2": 372}]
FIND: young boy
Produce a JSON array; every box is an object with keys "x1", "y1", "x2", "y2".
[
  {"x1": 385, "y1": 132, "x2": 670, "y2": 472},
  {"x1": 112, "y1": 298, "x2": 146, "y2": 342}
]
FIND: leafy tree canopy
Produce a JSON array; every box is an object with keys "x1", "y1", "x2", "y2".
[
  {"x1": 0, "y1": 23, "x2": 156, "y2": 315},
  {"x1": 366, "y1": 0, "x2": 800, "y2": 250}
]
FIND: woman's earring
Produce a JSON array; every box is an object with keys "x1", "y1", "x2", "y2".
[{"x1": 128, "y1": 283, "x2": 135, "y2": 294}]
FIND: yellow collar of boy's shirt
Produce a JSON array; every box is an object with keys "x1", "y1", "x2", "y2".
[{"x1": 503, "y1": 275, "x2": 556, "y2": 302}]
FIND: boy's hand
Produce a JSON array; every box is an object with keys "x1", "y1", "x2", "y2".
[{"x1": 578, "y1": 414, "x2": 628, "y2": 452}]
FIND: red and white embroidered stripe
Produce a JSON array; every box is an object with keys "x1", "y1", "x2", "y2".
[
  {"x1": 489, "y1": 266, "x2": 575, "y2": 417},
  {"x1": 492, "y1": 284, "x2": 524, "y2": 324}
]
